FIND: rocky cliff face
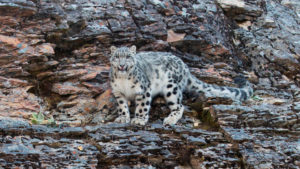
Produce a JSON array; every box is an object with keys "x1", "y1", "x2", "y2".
[{"x1": 0, "y1": 0, "x2": 299, "y2": 168}]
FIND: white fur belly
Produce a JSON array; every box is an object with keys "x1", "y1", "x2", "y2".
[
  {"x1": 114, "y1": 79, "x2": 138, "y2": 100},
  {"x1": 150, "y1": 73, "x2": 168, "y2": 96}
]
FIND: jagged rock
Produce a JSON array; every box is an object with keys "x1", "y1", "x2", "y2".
[
  {"x1": 0, "y1": 0, "x2": 299, "y2": 168},
  {"x1": 52, "y1": 83, "x2": 90, "y2": 96},
  {"x1": 0, "y1": 0, "x2": 37, "y2": 17},
  {"x1": 216, "y1": 0, "x2": 263, "y2": 21},
  {"x1": 293, "y1": 102, "x2": 300, "y2": 111},
  {"x1": 0, "y1": 118, "x2": 243, "y2": 168},
  {"x1": 234, "y1": 0, "x2": 300, "y2": 85},
  {"x1": 210, "y1": 103, "x2": 300, "y2": 168}
]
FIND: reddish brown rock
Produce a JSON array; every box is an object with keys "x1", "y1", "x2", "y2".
[
  {"x1": 81, "y1": 82, "x2": 108, "y2": 95},
  {"x1": 80, "y1": 72, "x2": 99, "y2": 81},
  {"x1": 167, "y1": 30, "x2": 186, "y2": 43},
  {"x1": 56, "y1": 69, "x2": 88, "y2": 80},
  {"x1": 36, "y1": 71, "x2": 55, "y2": 80},
  {"x1": 191, "y1": 67, "x2": 234, "y2": 86},
  {"x1": 0, "y1": 0, "x2": 299, "y2": 168},
  {"x1": 0, "y1": 16, "x2": 19, "y2": 26},
  {"x1": 96, "y1": 89, "x2": 114, "y2": 111},
  {"x1": 0, "y1": 0, "x2": 37, "y2": 17},
  {"x1": 0, "y1": 77, "x2": 28, "y2": 88},
  {"x1": 36, "y1": 43, "x2": 55, "y2": 56},
  {"x1": 52, "y1": 83, "x2": 90, "y2": 96},
  {"x1": 0, "y1": 35, "x2": 21, "y2": 47},
  {"x1": 0, "y1": 87, "x2": 42, "y2": 121}
]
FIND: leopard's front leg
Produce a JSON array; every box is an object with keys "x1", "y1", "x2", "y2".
[
  {"x1": 131, "y1": 91, "x2": 152, "y2": 125},
  {"x1": 113, "y1": 92, "x2": 130, "y2": 123}
]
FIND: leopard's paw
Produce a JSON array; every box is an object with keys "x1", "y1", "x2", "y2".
[
  {"x1": 114, "y1": 116, "x2": 130, "y2": 123},
  {"x1": 131, "y1": 118, "x2": 147, "y2": 126},
  {"x1": 163, "y1": 116, "x2": 179, "y2": 126}
]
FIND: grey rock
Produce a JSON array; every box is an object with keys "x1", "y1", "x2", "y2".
[
  {"x1": 0, "y1": 0, "x2": 37, "y2": 17},
  {"x1": 0, "y1": 0, "x2": 300, "y2": 168},
  {"x1": 293, "y1": 102, "x2": 300, "y2": 111},
  {"x1": 216, "y1": 0, "x2": 263, "y2": 21}
]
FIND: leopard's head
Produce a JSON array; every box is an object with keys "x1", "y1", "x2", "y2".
[{"x1": 110, "y1": 46, "x2": 136, "y2": 74}]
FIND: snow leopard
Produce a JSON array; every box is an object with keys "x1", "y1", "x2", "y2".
[{"x1": 109, "y1": 46, "x2": 253, "y2": 125}]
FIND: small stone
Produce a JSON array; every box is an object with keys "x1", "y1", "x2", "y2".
[
  {"x1": 217, "y1": 0, "x2": 245, "y2": 9},
  {"x1": 36, "y1": 71, "x2": 54, "y2": 80},
  {"x1": 36, "y1": 43, "x2": 55, "y2": 56},
  {"x1": 238, "y1": 21, "x2": 252, "y2": 30},
  {"x1": 293, "y1": 102, "x2": 300, "y2": 111},
  {"x1": 213, "y1": 62, "x2": 229, "y2": 69},
  {"x1": 265, "y1": 98, "x2": 288, "y2": 105},
  {"x1": 263, "y1": 15, "x2": 276, "y2": 28},
  {"x1": 167, "y1": 29, "x2": 186, "y2": 43},
  {"x1": 45, "y1": 61, "x2": 59, "y2": 66},
  {"x1": 203, "y1": 107, "x2": 210, "y2": 111}
]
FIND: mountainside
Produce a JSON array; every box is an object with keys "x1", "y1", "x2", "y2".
[{"x1": 0, "y1": 0, "x2": 299, "y2": 168}]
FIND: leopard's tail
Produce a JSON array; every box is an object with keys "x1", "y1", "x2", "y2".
[{"x1": 186, "y1": 75, "x2": 253, "y2": 102}]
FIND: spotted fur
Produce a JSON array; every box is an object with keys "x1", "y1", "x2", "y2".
[{"x1": 109, "y1": 46, "x2": 253, "y2": 125}]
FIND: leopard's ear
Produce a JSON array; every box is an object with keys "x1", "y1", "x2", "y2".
[
  {"x1": 110, "y1": 46, "x2": 117, "y2": 54},
  {"x1": 129, "y1": 45, "x2": 136, "y2": 55}
]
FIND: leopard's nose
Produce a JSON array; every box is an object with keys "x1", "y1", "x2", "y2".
[
  {"x1": 119, "y1": 65, "x2": 125, "y2": 69},
  {"x1": 119, "y1": 65, "x2": 125, "y2": 71}
]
